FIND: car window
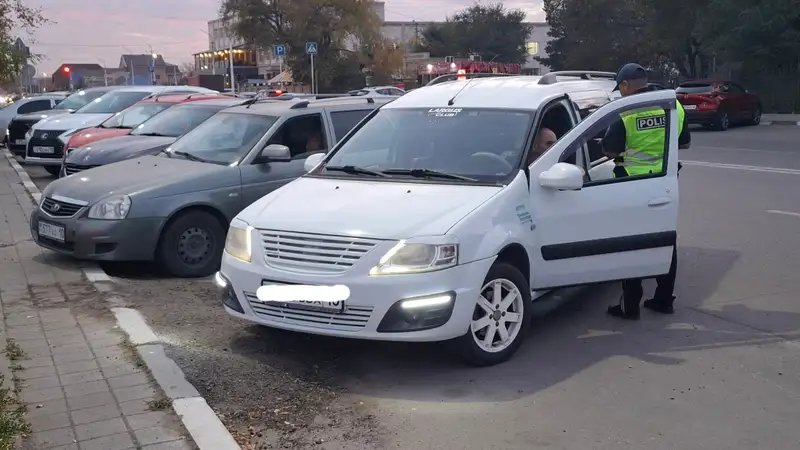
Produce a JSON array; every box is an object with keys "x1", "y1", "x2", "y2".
[
  {"x1": 330, "y1": 109, "x2": 371, "y2": 140},
  {"x1": 165, "y1": 112, "x2": 277, "y2": 165},
  {"x1": 53, "y1": 90, "x2": 106, "y2": 110},
  {"x1": 676, "y1": 84, "x2": 713, "y2": 94},
  {"x1": 74, "y1": 91, "x2": 153, "y2": 114},
  {"x1": 100, "y1": 102, "x2": 172, "y2": 129},
  {"x1": 266, "y1": 113, "x2": 326, "y2": 158},
  {"x1": 16, "y1": 100, "x2": 52, "y2": 114},
  {"x1": 726, "y1": 83, "x2": 745, "y2": 93},
  {"x1": 317, "y1": 108, "x2": 534, "y2": 183},
  {"x1": 130, "y1": 104, "x2": 226, "y2": 138}
]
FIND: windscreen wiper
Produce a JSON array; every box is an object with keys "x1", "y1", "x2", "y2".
[
  {"x1": 172, "y1": 151, "x2": 211, "y2": 163},
  {"x1": 136, "y1": 132, "x2": 168, "y2": 137},
  {"x1": 381, "y1": 168, "x2": 476, "y2": 181},
  {"x1": 325, "y1": 165, "x2": 387, "y2": 177}
]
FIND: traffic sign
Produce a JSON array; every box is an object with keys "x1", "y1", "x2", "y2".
[
  {"x1": 274, "y1": 44, "x2": 286, "y2": 57},
  {"x1": 305, "y1": 42, "x2": 318, "y2": 55}
]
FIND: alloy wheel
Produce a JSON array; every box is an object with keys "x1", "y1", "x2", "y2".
[{"x1": 470, "y1": 278, "x2": 525, "y2": 353}]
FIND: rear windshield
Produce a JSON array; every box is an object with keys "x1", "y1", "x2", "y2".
[
  {"x1": 676, "y1": 84, "x2": 713, "y2": 94},
  {"x1": 130, "y1": 104, "x2": 227, "y2": 138},
  {"x1": 54, "y1": 90, "x2": 108, "y2": 110},
  {"x1": 74, "y1": 91, "x2": 153, "y2": 114},
  {"x1": 100, "y1": 102, "x2": 172, "y2": 129}
]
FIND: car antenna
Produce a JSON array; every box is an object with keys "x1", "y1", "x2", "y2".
[{"x1": 447, "y1": 78, "x2": 474, "y2": 106}]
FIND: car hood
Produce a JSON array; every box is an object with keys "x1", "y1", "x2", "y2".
[
  {"x1": 67, "y1": 128, "x2": 132, "y2": 149},
  {"x1": 47, "y1": 155, "x2": 224, "y2": 202},
  {"x1": 241, "y1": 177, "x2": 503, "y2": 239},
  {"x1": 14, "y1": 110, "x2": 71, "y2": 123},
  {"x1": 65, "y1": 135, "x2": 177, "y2": 165},
  {"x1": 34, "y1": 113, "x2": 113, "y2": 131}
]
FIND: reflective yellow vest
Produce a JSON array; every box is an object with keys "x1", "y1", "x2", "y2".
[{"x1": 616, "y1": 102, "x2": 685, "y2": 176}]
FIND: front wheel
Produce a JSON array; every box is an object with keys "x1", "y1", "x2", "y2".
[
  {"x1": 749, "y1": 106, "x2": 762, "y2": 125},
  {"x1": 156, "y1": 210, "x2": 226, "y2": 278},
  {"x1": 453, "y1": 262, "x2": 532, "y2": 366}
]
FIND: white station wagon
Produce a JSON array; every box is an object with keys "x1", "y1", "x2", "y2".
[{"x1": 215, "y1": 74, "x2": 681, "y2": 366}]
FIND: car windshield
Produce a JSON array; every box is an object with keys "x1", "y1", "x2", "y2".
[
  {"x1": 130, "y1": 104, "x2": 227, "y2": 137},
  {"x1": 676, "y1": 84, "x2": 714, "y2": 94},
  {"x1": 100, "y1": 102, "x2": 172, "y2": 129},
  {"x1": 317, "y1": 108, "x2": 534, "y2": 183},
  {"x1": 164, "y1": 112, "x2": 277, "y2": 164},
  {"x1": 53, "y1": 90, "x2": 107, "y2": 110},
  {"x1": 74, "y1": 91, "x2": 153, "y2": 114}
]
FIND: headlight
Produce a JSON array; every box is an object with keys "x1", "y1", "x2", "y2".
[
  {"x1": 5, "y1": 129, "x2": 8, "y2": 137},
  {"x1": 370, "y1": 238, "x2": 458, "y2": 275},
  {"x1": 87, "y1": 195, "x2": 131, "y2": 220},
  {"x1": 25, "y1": 130, "x2": 32, "y2": 140},
  {"x1": 58, "y1": 128, "x2": 83, "y2": 145},
  {"x1": 224, "y1": 220, "x2": 252, "y2": 263}
]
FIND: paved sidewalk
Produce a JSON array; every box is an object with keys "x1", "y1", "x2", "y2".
[
  {"x1": 0, "y1": 156, "x2": 195, "y2": 449},
  {"x1": 763, "y1": 113, "x2": 800, "y2": 125}
]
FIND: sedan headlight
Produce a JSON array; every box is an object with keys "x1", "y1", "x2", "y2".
[
  {"x1": 370, "y1": 238, "x2": 458, "y2": 275},
  {"x1": 224, "y1": 220, "x2": 252, "y2": 263},
  {"x1": 58, "y1": 128, "x2": 84, "y2": 145},
  {"x1": 25, "y1": 129, "x2": 32, "y2": 140},
  {"x1": 87, "y1": 195, "x2": 131, "y2": 220}
]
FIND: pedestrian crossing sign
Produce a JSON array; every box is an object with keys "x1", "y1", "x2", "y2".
[{"x1": 305, "y1": 42, "x2": 318, "y2": 55}]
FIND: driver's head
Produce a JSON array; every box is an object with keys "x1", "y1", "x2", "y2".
[
  {"x1": 306, "y1": 132, "x2": 323, "y2": 151},
  {"x1": 528, "y1": 127, "x2": 557, "y2": 164}
]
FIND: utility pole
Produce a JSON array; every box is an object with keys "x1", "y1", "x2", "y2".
[{"x1": 228, "y1": 42, "x2": 235, "y2": 94}]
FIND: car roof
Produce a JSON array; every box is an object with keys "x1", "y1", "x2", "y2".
[
  {"x1": 383, "y1": 76, "x2": 616, "y2": 110},
  {"x1": 679, "y1": 79, "x2": 728, "y2": 85},
  {"x1": 138, "y1": 93, "x2": 230, "y2": 104},
  {"x1": 170, "y1": 97, "x2": 247, "y2": 108},
  {"x1": 221, "y1": 97, "x2": 392, "y2": 116},
  {"x1": 112, "y1": 85, "x2": 213, "y2": 93},
  {"x1": 19, "y1": 95, "x2": 64, "y2": 100}
]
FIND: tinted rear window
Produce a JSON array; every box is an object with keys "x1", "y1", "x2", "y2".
[{"x1": 676, "y1": 84, "x2": 713, "y2": 94}]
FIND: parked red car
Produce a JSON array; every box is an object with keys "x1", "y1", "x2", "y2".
[
  {"x1": 64, "y1": 93, "x2": 224, "y2": 152},
  {"x1": 676, "y1": 80, "x2": 762, "y2": 131}
]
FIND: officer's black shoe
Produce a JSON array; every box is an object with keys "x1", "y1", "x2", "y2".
[
  {"x1": 607, "y1": 305, "x2": 640, "y2": 320},
  {"x1": 643, "y1": 297, "x2": 675, "y2": 314}
]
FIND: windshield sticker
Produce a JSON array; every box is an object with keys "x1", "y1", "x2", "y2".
[{"x1": 428, "y1": 107, "x2": 462, "y2": 117}]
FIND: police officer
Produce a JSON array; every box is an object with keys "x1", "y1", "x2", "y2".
[{"x1": 602, "y1": 63, "x2": 691, "y2": 320}]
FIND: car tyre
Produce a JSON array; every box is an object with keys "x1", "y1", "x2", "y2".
[
  {"x1": 44, "y1": 165, "x2": 61, "y2": 176},
  {"x1": 157, "y1": 209, "x2": 226, "y2": 278},
  {"x1": 749, "y1": 106, "x2": 762, "y2": 126},
  {"x1": 712, "y1": 110, "x2": 729, "y2": 131},
  {"x1": 453, "y1": 262, "x2": 532, "y2": 367}
]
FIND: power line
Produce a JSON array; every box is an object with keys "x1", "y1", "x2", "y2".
[{"x1": 32, "y1": 40, "x2": 201, "y2": 48}]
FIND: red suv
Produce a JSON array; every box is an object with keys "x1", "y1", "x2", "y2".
[
  {"x1": 64, "y1": 93, "x2": 224, "y2": 152},
  {"x1": 676, "y1": 80, "x2": 762, "y2": 131}
]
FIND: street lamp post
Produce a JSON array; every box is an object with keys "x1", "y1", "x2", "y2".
[
  {"x1": 97, "y1": 59, "x2": 108, "y2": 86},
  {"x1": 147, "y1": 43, "x2": 157, "y2": 85},
  {"x1": 198, "y1": 29, "x2": 216, "y2": 75}
]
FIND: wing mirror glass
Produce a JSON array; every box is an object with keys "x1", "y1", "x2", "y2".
[
  {"x1": 304, "y1": 152, "x2": 325, "y2": 172},
  {"x1": 259, "y1": 144, "x2": 291, "y2": 162},
  {"x1": 539, "y1": 163, "x2": 584, "y2": 190}
]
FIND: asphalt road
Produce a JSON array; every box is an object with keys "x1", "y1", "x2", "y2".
[{"x1": 19, "y1": 124, "x2": 800, "y2": 449}]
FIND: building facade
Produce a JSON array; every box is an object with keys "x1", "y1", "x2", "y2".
[{"x1": 119, "y1": 55, "x2": 182, "y2": 86}]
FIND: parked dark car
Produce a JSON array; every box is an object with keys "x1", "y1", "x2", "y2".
[
  {"x1": 676, "y1": 80, "x2": 762, "y2": 131},
  {"x1": 61, "y1": 97, "x2": 247, "y2": 177}
]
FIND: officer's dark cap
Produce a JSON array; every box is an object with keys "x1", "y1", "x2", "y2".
[{"x1": 613, "y1": 63, "x2": 647, "y2": 91}]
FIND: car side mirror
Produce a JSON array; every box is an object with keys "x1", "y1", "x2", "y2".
[
  {"x1": 539, "y1": 163, "x2": 584, "y2": 190},
  {"x1": 259, "y1": 144, "x2": 291, "y2": 162},
  {"x1": 304, "y1": 152, "x2": 325, "y2": 172}
]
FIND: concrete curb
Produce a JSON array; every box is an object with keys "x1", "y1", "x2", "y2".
[
  {"x1": 761, "y1": 120, "x2": 800, "y2": 126},
  {"x1": 1, "y1": 148, "x2": 242, "y2": 450}
]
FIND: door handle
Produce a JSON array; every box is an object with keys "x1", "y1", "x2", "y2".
[{"x1": 648, "y1": 197, "x2": 671, "y2": 207}]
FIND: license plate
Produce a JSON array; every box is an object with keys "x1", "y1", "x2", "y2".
[
  {"x1": 14, "y1": 139, "x2": 25, "y2": 145},
  {"x1": 683, "y1": 105, "x2": 697, "y2": 110},
  {"x1": 261, "y1": 281, "x2": 345, "y2": 313},
  {"x1": 38, "y1": 221, "x2": 65, "y2": 242},
  {"x1": 32, "y1": 146, "x2": 54, "y2": 154}
]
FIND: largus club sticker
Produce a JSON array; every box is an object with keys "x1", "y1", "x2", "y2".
[{"x1": 428, "y1": 108, "x2": 462, "y2": 117}]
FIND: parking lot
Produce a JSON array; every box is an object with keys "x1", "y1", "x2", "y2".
[{"x1": 15, "y1": 124, "x2": 800, "y2": 449}]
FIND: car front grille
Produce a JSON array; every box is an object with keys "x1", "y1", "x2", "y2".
[
  {"x1": 40, "y1": 196, "x2": 84, "y2": 218},
  {"x1": 257, "y1": 229, "x2": 383, "y2": 274},
  {"x1": 27, "y1": 129, "x2": 66, "y2": 158},
  {"x1": 63, "y1": 163, "x2": 100, "y2": 176},
  {"x1": 7, "y1": 120, "x2": 33, "y2": 149},
  {"x1": 244, "y1": 293, "x2": 373, "y2": 331}
]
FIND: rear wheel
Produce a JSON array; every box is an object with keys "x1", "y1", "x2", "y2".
[
  {"x1": 712, "y1": 109, "x2": 729, "y2": 131},
  {"x1": 749, "y1": 106, "x2": 762, "y2": 125},
  {"x1": 156, "y1": 210, "x2": 226, "y2": 278},
  {"x1": 44, "y1": 165, "x2": 60, "y2": 176},
  {"x1": 453, "y1": 262, "x2": 532, "y2": 366}
]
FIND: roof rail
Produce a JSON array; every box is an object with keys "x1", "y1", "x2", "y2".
[
  {"x1": 289, "y1": 96, "x2": 383, "y2": 109},
  {"x1": 538, "y1": 71, "x2": 617, "y2": 85},
  {"x1": 426, "y1": 72, "x2": 518, "y2": 87}
]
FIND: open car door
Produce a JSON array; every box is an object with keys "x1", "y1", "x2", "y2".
[{"x1": 525, "y1": 89, "x2": 680, "y2": 290}]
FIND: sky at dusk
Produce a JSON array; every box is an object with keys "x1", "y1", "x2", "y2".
[{"x1": 19, "y1": 0, "x2": 545, "y2": 75}]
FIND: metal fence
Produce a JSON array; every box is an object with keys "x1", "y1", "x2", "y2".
[{"x1": 733, "y1": 67, "x2": 800, "y2": 114}]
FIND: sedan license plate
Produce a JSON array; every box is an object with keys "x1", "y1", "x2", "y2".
[
  {"x1": 38, "y1": 221, "x2": 65, "y2": 242},
  {"x1": 283, "y1": 300, "x2": 344, "y2": 314},
  {"x1": 32, "y1": 146, "x2": 55, "y2": 154},
  {"x1": 14, "y1": 139, "x2": 25, "y2": 145},
  {"x1": 683, "y1": 105, "x2": 697, "y2": 110}
]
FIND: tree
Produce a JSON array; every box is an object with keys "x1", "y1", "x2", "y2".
[
  {"x1": 418, "y1": 3, "x2": 531, "y2": 64},
  {"x1": 180, "y1": 62, "x2": 196, "y2": 77},
  {"x1": 0, "y1": 0, "x2": 49, "y2": 85},
  {"x1": 361, "y1": 38, "x2": 405, "y2": 84},
  {"x1": 220, "y1": 0, "x2": 381, "y2": 92}
]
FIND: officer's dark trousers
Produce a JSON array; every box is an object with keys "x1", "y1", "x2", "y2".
[{"x1": 621, "y1": 246, "x2": 677, "y2": 313}]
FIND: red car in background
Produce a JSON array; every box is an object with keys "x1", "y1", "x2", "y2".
[
  {"x1": 676, "y1": 80, "x2": 762, "y2": 131},
  {"x1": 64, "y1": 93, "x2": 224, "y2": 152}
]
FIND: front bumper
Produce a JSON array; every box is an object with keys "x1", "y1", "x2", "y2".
[
  {"x1": 219, "y1": 251, "x2": 496, "y2": 342},
  {"x1": 30, "y1": 207, "x2": 164, "y2": 261},
  {"x1": 25, "y1": 133, "x2": 66, "y2": 166}
]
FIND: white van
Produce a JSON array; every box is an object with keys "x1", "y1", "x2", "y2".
[{"x1": 216, "y1": 76, "x2": 681, "y2": 366}]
